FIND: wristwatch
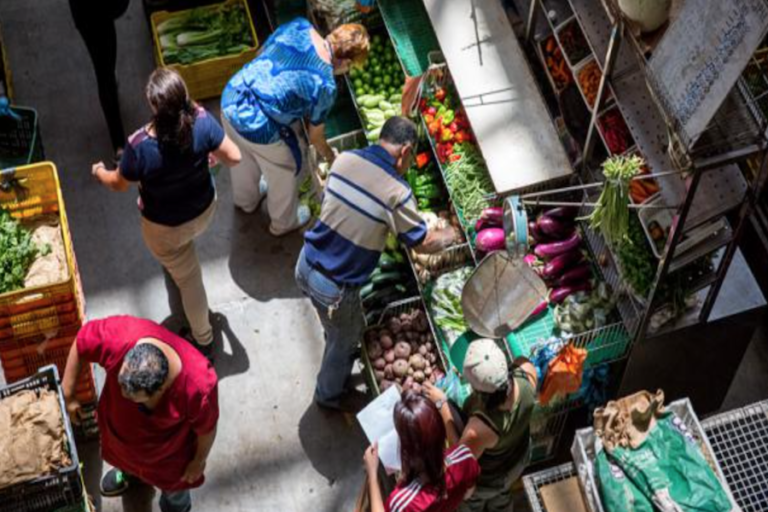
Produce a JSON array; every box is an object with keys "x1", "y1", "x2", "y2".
[{"x1": 435, "y1": 398, "x2": 445, "y2": 410}]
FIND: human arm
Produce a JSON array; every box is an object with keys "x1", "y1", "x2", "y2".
[
  {"x1": 422, "y1": 381, "x2": 461, "y2": 447},
  {"x1": 514, "y1": 358, "x2": 538, "y2": 390},
  {"x1": 212, "y1": 135, "x2": 241, "y2": 168},
  {"x1": 459, "y1": 416, "x2": 500, "y2": 459},
  {"x1": 308, "y1": 123, "x2": 335, "y2": 164},
  {"x1": 182, "y1": 426, "x2": 217, "y2": 484},
  {"x1": 92, "y1": 162, "x2": 131, "y2": 192},
  {"x1": 363, "y1": 444, "x2": 387, "y2": 512},
  {"x1": 62, "y1": 341, "x2": 84, "y2": 425},
  {"x1": 411, "y1": 225, "x2": 458, "y2": 254}
]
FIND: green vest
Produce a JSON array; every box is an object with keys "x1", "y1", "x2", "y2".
[{"x1": 463, "y1": 369, "x2": 536, "y2": 479}]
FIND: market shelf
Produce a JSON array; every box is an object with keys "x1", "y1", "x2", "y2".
[
  {"x1": 702, "y1": 400, "x2": 768, "y2": 512},
  {"x1": 523, "y1": 462, "x2": 579, "y2": 512},
  {"x1": 377, "y1": 0, "x2": 439, "y2": 77},
  {"x1": 422, "y1": 0, "x2": 574, "y2": 194}
]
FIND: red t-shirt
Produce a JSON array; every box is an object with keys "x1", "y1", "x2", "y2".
[
  {"x1": 385, "y1": 445, "x2": 481, "y2": 512},
  {"x1": 77, "y1": 316, "x2": 219, "y2": 491}
]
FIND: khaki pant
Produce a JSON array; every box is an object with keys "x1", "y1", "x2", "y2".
[
  {"x1": 141, "y1": 200, "x2": 216, "y2": 344},
  {"x1": 221, "y1": 115, "x2": 306, "y2": 233}
]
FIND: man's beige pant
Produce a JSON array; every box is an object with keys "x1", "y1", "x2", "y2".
[
  {"x1": 140, "y1": 200, "x2": 216, "y2": 344},
  {"x1": 221, "y1": 116, "x2": 306, "y2": 233}
]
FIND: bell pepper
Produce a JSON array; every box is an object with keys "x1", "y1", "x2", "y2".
[
  {"x1": 454, "y1": 130, "x2": 469, "y2": 144},
  {"x1": 441, "y1": 109, "x2": 455, "y2": 125},
  {"x1": 440, "y1": 127, "x2": 454, "y2": 142},
  {"x1": 428, "y1": 120, "x2": 441, "y2": 137},
  {"x1": 415, "y1": 183, "x2": 443, "y2": 199},
  {"x1": 434, "y1": 88, "x2": 446, "y2": 102},
  {"x1": 419, "y1": 98, "x2": 428, "y2": 111},
  {"x1": 437, "y1": 105, "x2": 447, "y2": 118},
  {"x1": 449, "y1": 122, "x2": 458, "y2": 133},
  {"x1": 423, "y1": 114, "x2": 435, "y2": 124},
  {"x1": 415, "y1": 152, "x2": 430, "y2": 169},
  {"x1": 414, "y1": 172, "x2": 438, "y2": 187},
  {"x1": 426, "y1": 106, "x2": 437, "y2": 116}
]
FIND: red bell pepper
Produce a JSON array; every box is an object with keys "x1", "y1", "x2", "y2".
[
  {"x1": 440, "y1": 128, "x2": 454, "y2": 142},
  {"x1": 415, "y1": 152, "x2": 430, "y2": 169},
  {"x1": 423, "y1": 114, "x2": 435, "y2": 124},
  {"x1": 426, "y1": 106, "x2": 437, "y2": 116},
  {"x1": 434, "y1": 88, "x2": 446, "y2": 102}
]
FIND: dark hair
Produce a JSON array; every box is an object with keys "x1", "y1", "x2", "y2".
[
  {"x1": 479, "y1": 368, "x2": 517, "y2": 411},
  {"x1": 394, "y1": 390, "x2": 446, "y2": 497},
  {"x1": 119, "y1": 343, "x2": 169, "y2": 396},
  {"x1": 146, "y1": 68, "x2": 196, "y2": 152},
  {"x1": 380, "y1": 117, "x2": 418, "y2": 147}
]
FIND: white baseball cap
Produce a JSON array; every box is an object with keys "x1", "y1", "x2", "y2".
[{"x1": 463, "y1": 338, "x2": 509, "y2": 393}]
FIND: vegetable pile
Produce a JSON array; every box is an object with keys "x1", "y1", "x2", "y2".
[
  {"x1": 614, "y1": 215, "x2": 656, "y2": 297},
  {"x1": 577, "y1": 60, "x2": 609, "y2": 109},
  {"x1": 365, "y1": 308, "x2": 446, "y2": 393},
  {"x1": 474, "y1": 207, "x2": 505, "y2": 255},
  {"x1": 420, "y1": 87, "x2": 474, "y2": 165},
  {"x1": 558, "y1": 21, "x2": 591, "y2": 67},
  {"x1": 0, "y1": 209, "x2": 48, "y2": 294},
  {"x1": 554, "y1": 282, "x2": 614, "y2": 336},
  {"x1": 587, "y1": 155, "x2": 642, "y2": 246},
  {"x1": 360, "y1": 234, "x2": 418, "y2": 324},
  {"x1": 527, "y1": 207, "x2": 596, "y2": 308},
  {"x1": 349, "y1": 34, "x2": 404, "y2": 141},
  {"x1": 406, "y1": 151, "x2": 449, "y2": 212},
  {"x1": 157, "y1": 2, "x2": 254, "y2": 65},
  {"x1": 428, "y1": 266, "x2": 473, "y2": 347},
  {"x1": 411, "y1": 211, "x2": 469, "y2": 284},
  {"x1": 541, "y1": 36, "x2": 572, "y2": 91},
  {"x1": 443, "y1": 144, "x2": 495, "y2": 222},
  {"x1": 597, "y1": 107, "x2": 634, "y2": 155}
]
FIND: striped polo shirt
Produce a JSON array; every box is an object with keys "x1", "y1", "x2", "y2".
[{"x1": 303, "y1": 145, "x2": 428, "y2": 285}]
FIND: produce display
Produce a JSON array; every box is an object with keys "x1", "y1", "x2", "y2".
[
  {"x1": 629, "y1": 155, "x2": 660, "y2": 204},
  {"x1": 558, "y1": 19, "x2": 591, "y2": 67},
  {"x1": 349, "y1": 34, "x2": 405, "y2": 141},
  {"x1": 0, "y1": 209, "x2": 49, "y2": 294},
  {"x1": 541, "y1": 36, "x2": 573, "y2": 92},
  {"x1": 554, "y1": 282, "x2": 614, "y2": 336},
  {"x1": 407, "y1": 149, "x2": 450, "y2": 213},
  {"x1": 360, "y1": 234, "x2": 418, "y2": 324},
  {"x1": 411, "y1": 211, "x2": 469, "y2": 284},
  {"x1": 157, "y1": 2, "x2": 254, "y2": 65},
  {"x1": 428, "y1": 266, "x2": 473, "y2": 348},
  {"x1": 577, "y1": 59, "x2": 610, "y2": 109},
  {"x1": 614, "y1": 215, "x2": 657, "y2": 297},
  {"x1": 587, "y1": 155, "x2": 642, "y2": 246},
  {"x1": 365, "y1": 308, "x2": 446, "y2": 393},
  {"x1": 597, "y1": 107, "x2": 634, "y2": 155}
]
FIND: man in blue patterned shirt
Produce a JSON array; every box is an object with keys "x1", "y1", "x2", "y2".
[{"x1": 221, "y1": 19, "x2": 369, "y2": 236}]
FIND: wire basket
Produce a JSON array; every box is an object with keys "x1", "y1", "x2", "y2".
[
  {"x1": 702, "y1": 400, "x2": 768, "y2": 512},
  {"x1": 408, "y1": 243, "x2": 473, "y2": 286},
  {"x1": 571, "y1": 398, "x2": 740, "y2": 512},
  {"x1": 0, "y1": 365, "x2": 83, "y2": 512},
  {"x1": 523, "y1": 463, "x2": 580, "y2": 512},
  {"x1": 0, "y1": 107, "x2": 44, "y2": 169}
]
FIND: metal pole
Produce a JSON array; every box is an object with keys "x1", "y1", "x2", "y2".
[
  {"x1": 582, "y1": 22, "x2": 624, "y2": 173},
  {"x1": 699, "y1": 148, "x2": 768, "y2": 321},
  {"x1": 525, "y1": 0, "x2": 541, "y2": 42}
]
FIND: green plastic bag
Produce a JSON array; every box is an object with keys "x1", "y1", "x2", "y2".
[
  {"x1": 595, "y1": 442, "x2": 655, "y2": 512},
  {"x1": 608, "y1": 414, "x2": 734, "y2": 512}
]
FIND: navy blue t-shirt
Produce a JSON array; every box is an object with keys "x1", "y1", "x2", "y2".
[{"x1": 120, "y1": 108, "x2": 225, "y2": 226}]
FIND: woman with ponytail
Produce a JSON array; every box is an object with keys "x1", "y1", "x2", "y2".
[{"x1": 91, "y1": 68, "x2": 241, "y2": 359}]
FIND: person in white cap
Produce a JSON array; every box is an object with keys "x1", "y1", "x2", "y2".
[{"x1": 424, "y1": 338, "x2": 537, "y2": 512}]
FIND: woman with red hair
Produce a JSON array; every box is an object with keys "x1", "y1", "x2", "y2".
[{"x1": 363, "y1": 391, "x2": 480, "y2": 512}]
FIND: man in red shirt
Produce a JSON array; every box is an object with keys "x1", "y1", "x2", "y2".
[{"x1": 62, "y1": 316, "x2": 219, "y2": 512}]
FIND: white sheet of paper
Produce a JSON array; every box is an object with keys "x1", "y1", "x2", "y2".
[{"x1": 357, "y1": 386, "x2": 402, "y2": 472}]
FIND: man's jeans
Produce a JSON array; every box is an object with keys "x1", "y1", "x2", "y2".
[
  {"x1": 159, "y1": 489, "x2": 192, "y2": 512},
  {"x1": 295, "y1": 249, "x2": 365, "y2": 405}
]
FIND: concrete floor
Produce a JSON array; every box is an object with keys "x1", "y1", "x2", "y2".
[{"x1": 1, "y1": 0, "x2": 767, "y2": 511}]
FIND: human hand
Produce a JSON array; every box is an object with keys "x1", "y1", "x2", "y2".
[
  {"x1": 65, "y1": 397, "x2": 83, "y2": 426},
  {"x1": 181, "y1": 458, "x2": 206, "y2": 484},
  {"x1": 422, "y1": 381, "x2": 446, "y2": 406},
  {"x1": 208, "y1": 153, "x2": 219, "y2": 168},
  {"x1": 363, "y1": 443, "x2": 379, "y2": 476},
  {"x1": 91, "y1": 161, "x2": 106, "y2": 177}
]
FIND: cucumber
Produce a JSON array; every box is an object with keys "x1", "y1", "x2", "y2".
[
  {"x1": 378, "y1": 100, "x2": 394, "y2": 111},
  {"x1": 366, "y1": 127, "x2": 383, "y2": 142},
  {"x1": 371, "y1": 270, "x2": 405, "y2": 285},
  {"x1": 383, "y1": 109, "x2": 397, "y2": 118},
  {"x1": 378, "y1": 252, "x2": 397, "y2": 266},
  {"x1": 362, "y1": 284, "x2": 407, "y2": 308},
  {"x1": 389, "y1": 94, "x2": 402, "y2": 104},
  {"x1": 357, "y1": 94, "x2": 372, "y2": 104},
  {"x1": 360, "y1": 282, "x2": 375, "y2": 299},
  {"x1": 362, "y1": 95, "x2": 384, "y2": 109}
]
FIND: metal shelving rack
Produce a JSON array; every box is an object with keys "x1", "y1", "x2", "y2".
[{"x1": 524, "y1": 0, "x2": 768, "y2": 345}]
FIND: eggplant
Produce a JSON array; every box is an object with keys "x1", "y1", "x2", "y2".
[
  {"x1": 537, "y1": 215, "x2": 575, "y2": 239},
  {"x1": 528, "y1": 299, "x2": 549, "y2": 318},
  {"x1": 545, "y1": 206, "x2": 579, "y2": 219},
  {"x1": 550, "y1": 282, "x2": 593, "y2": 304},
  {"x1": 528, "y1": 221, "x2": 551, "y2": 244},
  {"x1": 553, "y1": 263, "x2": 592, "y2": 287},
  {"x1": 534, "y1": 232, "x2": 582, "y2": 260},
  {"x1": 480, "y1": 206, "x2": 504, "y2": 225},
  {"x1": 475, "y1": 228, "x2": 506, "y2": 253},
  {"x1": 541, "y1": 250, "x2": 584, "y2": 278}
]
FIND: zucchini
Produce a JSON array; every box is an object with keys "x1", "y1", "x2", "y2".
[
  {"x1": 360, "y1": 282, "x2": 375, "y2": 299},
  {"x1": 378, "y1": 100, "x2": 394, "y2": 111},
  {"x1": 371, "y1": 270, "x2": 405, "y2": 285},
  {"x1": 362, "y1": 285, "x2": 407, "y2": 308},
  {"x1": 362, "y1": 95, "x2": 385, "y2": 109}
]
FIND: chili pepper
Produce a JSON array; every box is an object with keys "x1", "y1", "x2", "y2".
[
  {"x1": 423, "y1": 114, "x2": 435, "y2": 124},
  {"x1": 416, "y1": 152, "x2": 430, "y2": 169}
]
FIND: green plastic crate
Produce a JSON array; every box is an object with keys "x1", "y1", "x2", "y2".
[{"x1": 378, "y1": 0, "x2": 440, "y2": 76}]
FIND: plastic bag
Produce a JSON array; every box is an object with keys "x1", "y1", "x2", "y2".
[
  {"x1": 595, "y1": 441, "x2": 655, "y2": 512},
  {"x1": 539, "y1": 343, "x2": 587, "y2": 405}
]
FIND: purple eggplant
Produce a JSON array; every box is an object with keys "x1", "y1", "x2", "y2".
[
  {"x1": 523, "y1": 254, "x2": 539, "y2": 266},
  {"x1": 545, "y1": 206, "x2": 579, "y2": 220},
  {"x1": 553, "y1": 263, "x2": 592, "y2": 287},
  {"x1": 475, "y1": 228, "x2": 506, "y2": 253},
  {"x1": 537, "y1": 215, "x2": 575, "y2": 239},
  {"x1": 535, "y1": 232, "x2": 582, "y2": 260},
  {"x1": 528, "y1": 299, "x2": 549, "y2": 318},
  {"x1": 541, "y1": 250, "x2": 583, "y2": 278},
  {"x1": 480, "y1": 206, "x2": 504, "y2": 225},
  {"x1": 528, "y1": 220, "x2": 551, "y2": 244},
  {"x1": 550, "y1": 282, "x2": 593, "y2": 304}
]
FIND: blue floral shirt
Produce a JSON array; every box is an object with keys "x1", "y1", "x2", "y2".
[{"x1": 221, "y1": 18, "x2": 337, "y2": 145}]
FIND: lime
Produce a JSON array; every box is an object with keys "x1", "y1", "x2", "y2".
[
  {"x1": 354, "y1": 78, "x2": 363, "y2": 88},
  {"x1": 356, "y1": 88, "x2": 365, "y2": 97},
  {"x1": 383, "y1": 75, "x2": 392, "y2": 85},
  {"x1": 362, "y1": 72, "x2": 371, "y2": 83},
  {"x1": 349, "y1": 67, "x2": 359, "y2": 79},
  {"x1": 372, "y1": 34, "x2": 382, "y2": 45},
  {"x1": 373, "y1": 76, "x2": 382, "y2": 85}
]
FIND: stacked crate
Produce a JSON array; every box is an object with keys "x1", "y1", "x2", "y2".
[{"x1": 0, "y1": 162, "x2": 94, "y2": 410}]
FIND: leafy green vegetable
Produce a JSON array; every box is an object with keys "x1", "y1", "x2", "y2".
[
  {"x1": 0, "y1": 209, "x2": 44, "y2": 294},
  {"x1": 428, "y1": 266, "x2": 473, "y2": 347},
  {"x1": 587, "y1": 155, "x2": 642, "y2": 246}
]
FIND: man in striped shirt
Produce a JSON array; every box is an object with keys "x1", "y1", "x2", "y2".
[{"x1": 296, "y1": 116, "x2": 456, "y2": 411}]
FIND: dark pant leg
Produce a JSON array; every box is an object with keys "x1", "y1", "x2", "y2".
[{"x1": 69, "y1": 0, "x2": 126, "y2": 151}]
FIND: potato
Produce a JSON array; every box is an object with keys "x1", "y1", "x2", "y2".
[
  {"x1": 379, "y1": 335, "x2": 394, "y2": 350},
  {"x1": 368, "y1": 341, "x2": 383, "y2": 360},
  {"x1": 424, "y1": 365, "x2": 433, "y2": 376},
  {"x1": 407, "y1": 367, "x2": 414, "y2": 376},
  {"x1": 419, "y1": 345, "x2": 428, "y2": 356},
  {"x1": 393, "y1": 359, "x2": 409, "y2": 378},
  {"x1": 427, "y1": 352, "x2": 437, "y2": 364},
  {"x1": 425, "y1": 342, "x2": 433, "y2": 352},
  {"x1": 384, "y1": 364, "x2": 394, "y2": 380},
  {"x1": 384, "y1": 349, "x2": 396, "y2": 363},
  {"x1": 373, "y1": 358, "x2": 386, "y2": 370},
  {"x1": 380, "y1": 329, "x2": 392, "y2": 338},
  {"x1": 374, "y1": 369, "x2": 385, "y2": 382},
  {"x1": 405, "y1": 331, "x2": 417, "y2": 341},
  {"x1": 413, "y1": 370, "x2": 426, "y2": 383},
  {"x1": 394, "y1": 341, "x2": 412, "y2": 359},
  {"x1": 388, "y1": 317, "x2": 402, "y2": 334},
  {"x1": 409, "y1": 354, "x2": 426, "y2": 370}
]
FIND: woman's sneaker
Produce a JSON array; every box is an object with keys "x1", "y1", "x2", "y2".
[
  {"x1": 100, "y1": 468, "x2": 130, "y2": 497},
  {"x1": 269, "y1": 204, "x2": 312, "y2": 237}
]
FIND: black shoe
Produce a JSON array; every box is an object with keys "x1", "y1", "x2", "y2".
[
  {"x1": 194, "y1": 341, "x2": 215, "y2": 363},
  {"x1": 315, "y1": 390, "x2": 369, "y2": 414},
  {"x1": 100, "y1": 468, "x2": 130, "y2": 497}
]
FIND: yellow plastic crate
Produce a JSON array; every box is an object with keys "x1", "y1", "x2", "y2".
[
  {"x1": 0, "y1": 162, "x2": 83, "y2": 339},
  {"x1": 150, "y1": 0, "x2": 259, "y2": 101}
]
